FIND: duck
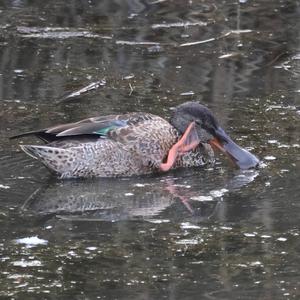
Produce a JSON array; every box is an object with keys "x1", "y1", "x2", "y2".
[{"x1": 10, "y1": 102, "x2": 259, "y2": 178}]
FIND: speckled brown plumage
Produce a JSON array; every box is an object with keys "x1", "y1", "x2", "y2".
[{"x1": 19, "y1": 113, "x2": 214, "y2": 178}]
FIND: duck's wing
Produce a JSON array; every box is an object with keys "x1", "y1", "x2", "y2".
[{"x1": 10, "y1": 113, "x2": 158, "y2": 143}]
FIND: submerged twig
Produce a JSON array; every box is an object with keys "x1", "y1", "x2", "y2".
[
  {"x1": 60, "y1": 79, "x2": 106, "y2": 102},
  {"x1": 179, "y1": 30, "x2": 251, "y2": 47},
  {"x1": 129, "y1": 83, "x2": 134, "y2": 95},
  {"x1": 116, "y1": 40, "x2": 160, "y2": 46},
  {"x1": 180, "y1": 37, "x2": 216, "y2": 47},
  {"x1": 152, "y1": 21, "x2": 207, "y2": 29}
]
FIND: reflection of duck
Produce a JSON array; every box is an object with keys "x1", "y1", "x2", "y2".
[
  {"x1": 21, "y1": 170, "x2": 259, "y2": 220},
  {"x1": 22, "y1": 179, "x2": 176, "y2": 219},
  {"x1": 11, "y1": 102, "x2": 259, "y2": 178}
]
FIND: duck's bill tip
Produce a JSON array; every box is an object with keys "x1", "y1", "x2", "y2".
[
  {"x1": 224, "y1": 141, "x2": 260, "y2": 169},
  {"x1": 210, "y1": 128, "x2": 260, "y2": 170}
]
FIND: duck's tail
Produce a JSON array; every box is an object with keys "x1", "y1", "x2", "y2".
[{"x1": 20, "y1": 145, "x2": 75, "y2": 176}]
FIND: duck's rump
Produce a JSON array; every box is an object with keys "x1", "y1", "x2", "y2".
[{"x1": 20, "y1": 138, "x2": 152, "y2": 178}]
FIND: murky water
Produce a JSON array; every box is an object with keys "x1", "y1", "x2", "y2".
[{"x1": 0, "y1": 0, "x2": 299, "y2": 299}]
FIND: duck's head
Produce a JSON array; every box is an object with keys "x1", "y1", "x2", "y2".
[{"x1": 170, "y1": 101, "x2": 259, "y2": 169}]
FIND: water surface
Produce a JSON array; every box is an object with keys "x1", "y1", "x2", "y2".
[{"x1": 0, "y1": 1, "x2": 300, "y2": 299}]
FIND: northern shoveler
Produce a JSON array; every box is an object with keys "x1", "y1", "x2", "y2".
[{"x1": 11, "y1": 102, "x2": 259, "y2": 178}]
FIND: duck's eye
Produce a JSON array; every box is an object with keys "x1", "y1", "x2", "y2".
[{"x1": 201, "y1": 123, "x2": 217, "y2": 137}]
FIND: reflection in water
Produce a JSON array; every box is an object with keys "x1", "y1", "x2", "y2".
[
  {"x1": 22, "y1": 170, "x2": 259, "y2": 221},
  {"x1": 22, "y1": 178, "x2": 176, "y2": 219},
  {"x1": 0, "y1": 0, "x2": 299, "y2": 114}
]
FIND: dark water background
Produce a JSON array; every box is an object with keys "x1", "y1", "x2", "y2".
[{"x1": 0, "y1": 0, "x2": 299, "y2": 299}]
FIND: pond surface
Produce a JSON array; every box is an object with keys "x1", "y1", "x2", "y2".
[{"x1": 0, "y1": 0, "x2": 300, "y2": 299}]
